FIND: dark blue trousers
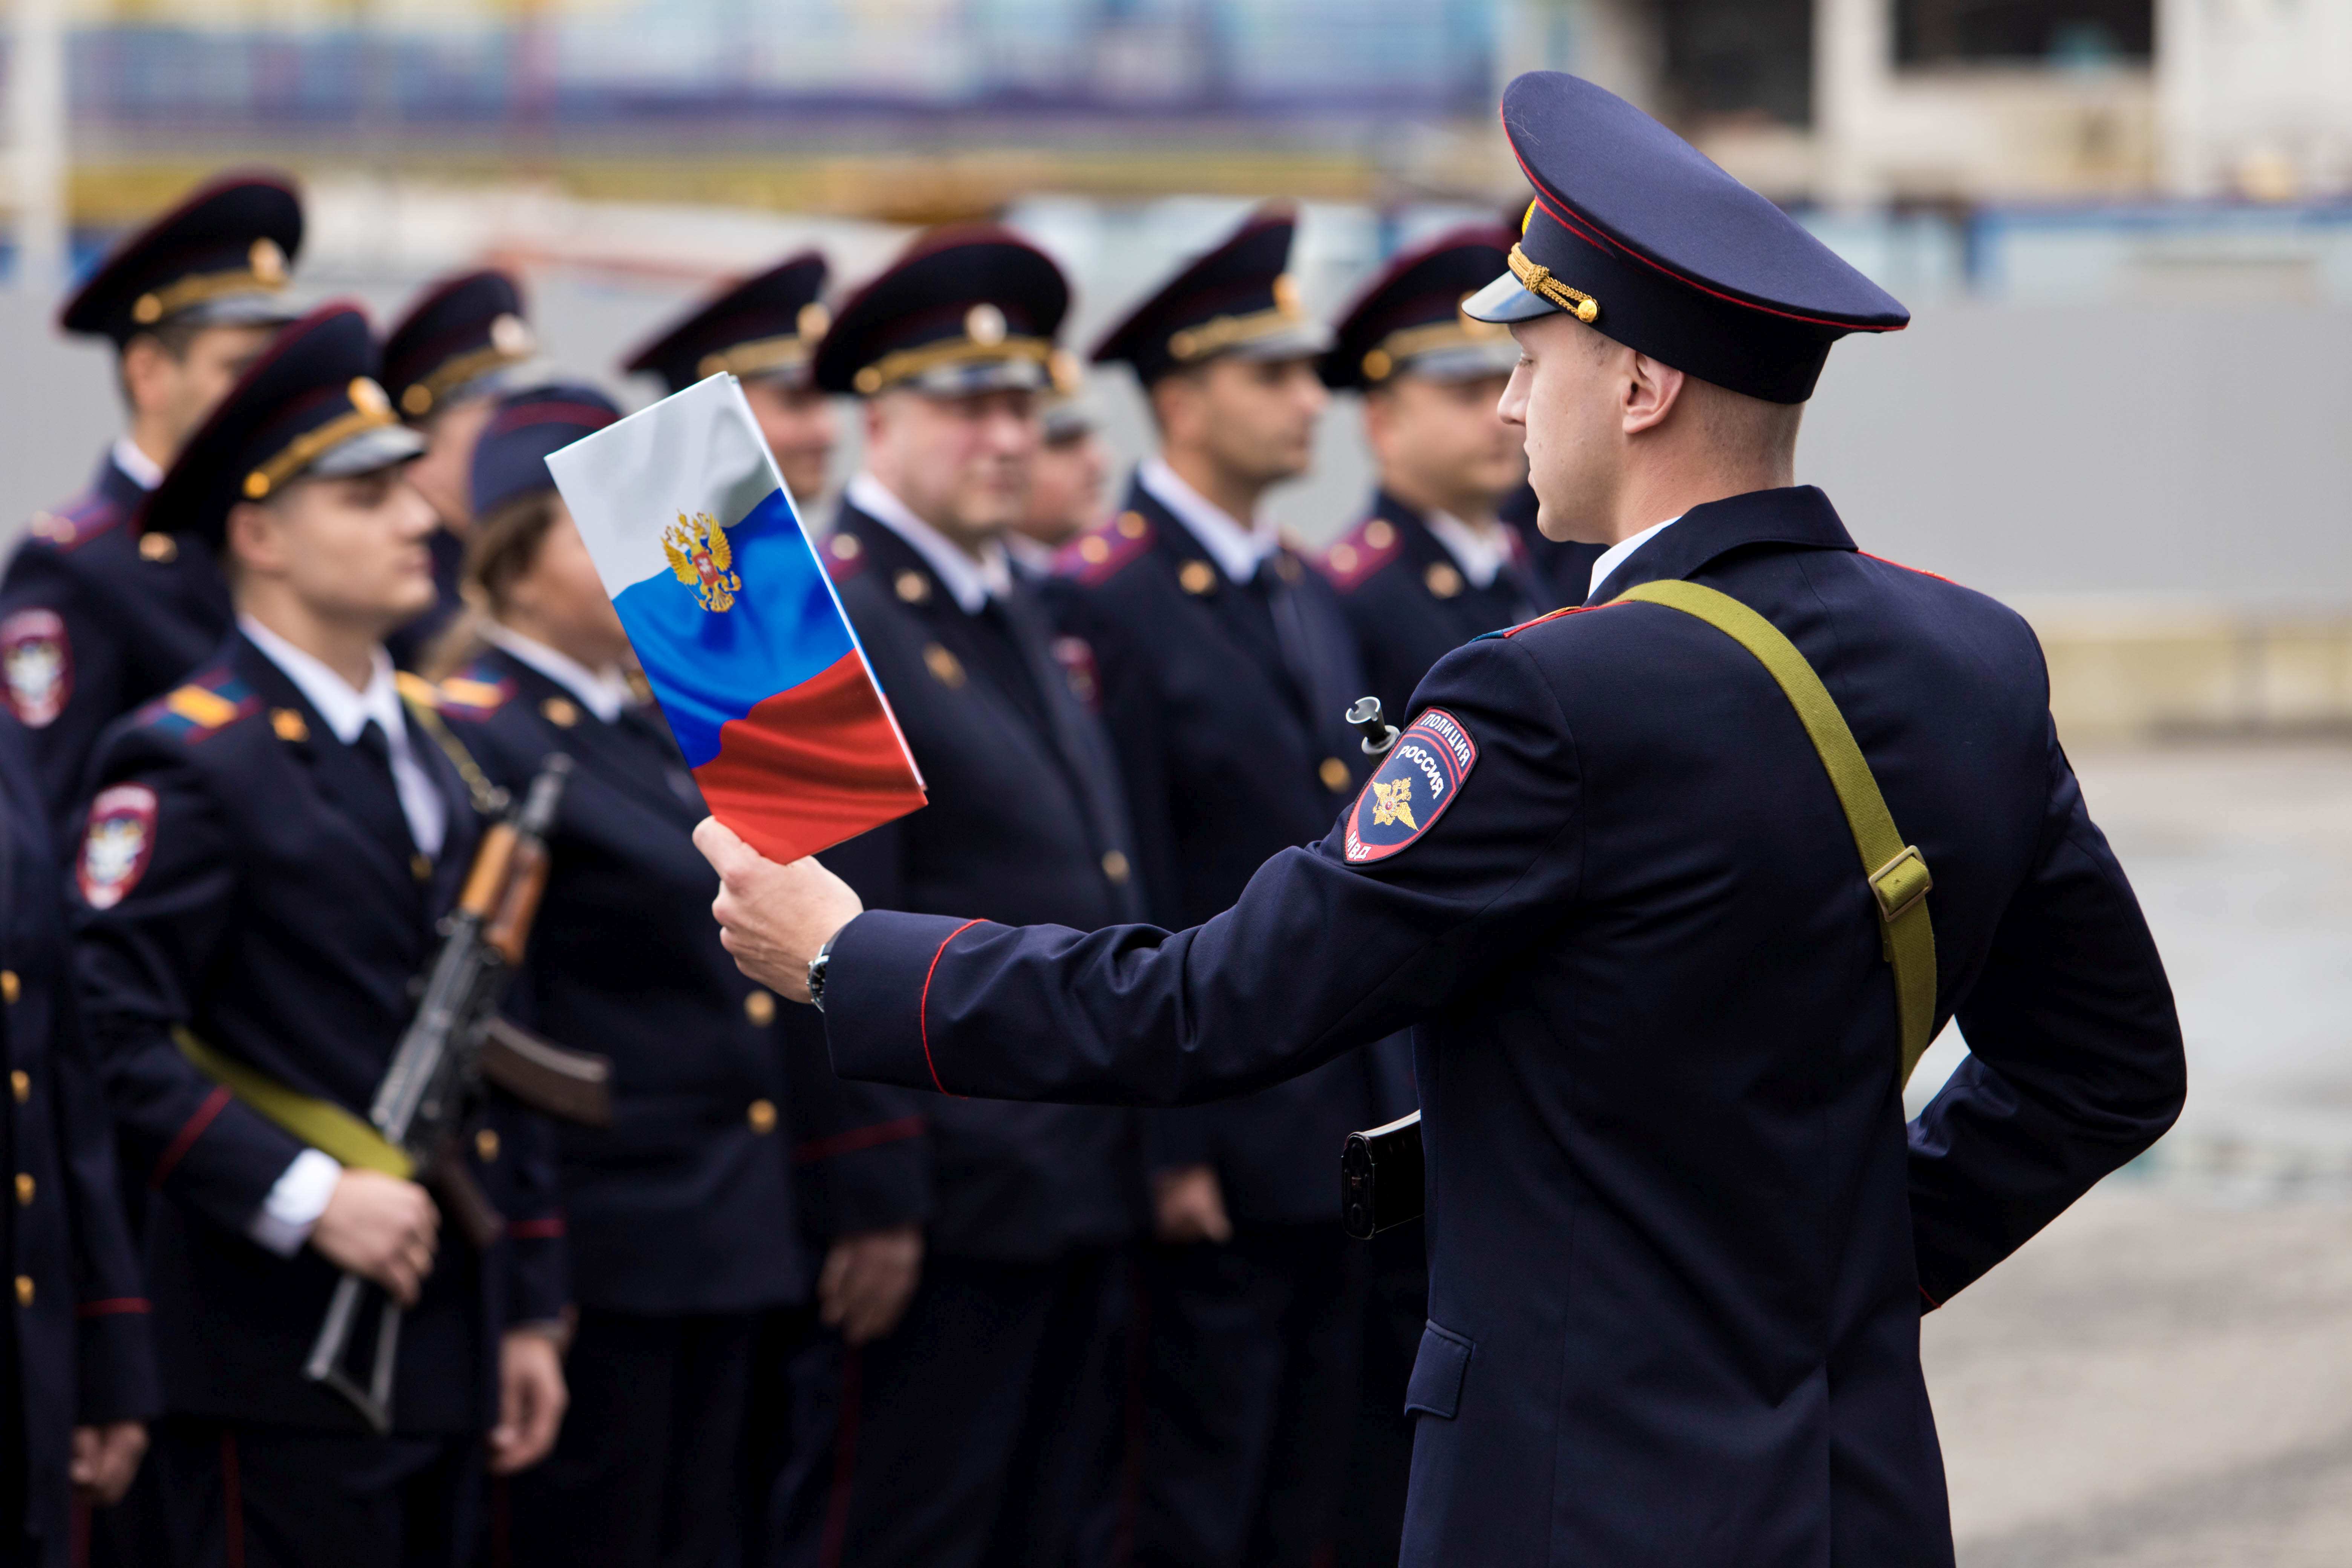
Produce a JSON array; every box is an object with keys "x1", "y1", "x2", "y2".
[
  {"x1": 771, "y1": 1250, "x2": 1122, "y2": 1568},
  {"x1": 153, "y1": 1417, "x2": 478, "y2": 1568}
]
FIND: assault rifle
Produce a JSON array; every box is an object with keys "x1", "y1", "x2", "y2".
[{"x1": 304, "y1": 753, "x2": 612, "y2": 1432}]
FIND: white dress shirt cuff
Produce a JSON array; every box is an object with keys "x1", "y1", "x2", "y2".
[{"x1": 247, "y1": 1147, "x2": 343, "y2": 1257}]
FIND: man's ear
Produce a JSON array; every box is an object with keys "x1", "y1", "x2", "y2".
[
  {"x1": 1621, "y1": 351, "x2": 1687, "y2": 438},
  {"x1": 222, "y1": 498, "x2": 280, "y2": 579},
  {"x1": 118, "y1": 335, "x2": 170, "y2": 414}
]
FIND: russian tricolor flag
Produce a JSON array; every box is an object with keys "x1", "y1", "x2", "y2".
[{"x1": 546, "y1": 374, "x2": 925, "y2": 862}]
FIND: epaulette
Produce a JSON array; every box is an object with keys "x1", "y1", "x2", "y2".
[
  {"x1": 433, "y1": 661, "x2": 519, "y2": 720},
  {"x1": 821, "y1": 530, "x2": 869, "y2": 585},
  {"x1": 1317, "y1": 516, "x2": 1403, "y2": 594},
  {"x1": 21, "y1": 496, "x2": 127, "y2": 554},
  {"x1": 1860, "y1": 551, "x2": 1953, "y2": 583},
  {"x1": 1054, "y1": 509, "x2": 1153, "y2": 586},
  {"x1": 136, "y1": 667, "x2": 259, "y2": 743},
  {"x1": 1476, "y1": 603, "x2": 1616, "y2": 642}
]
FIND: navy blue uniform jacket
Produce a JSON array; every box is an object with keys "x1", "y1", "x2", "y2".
[
  {"x1": 0, "y1": 450, "x2": 233, "y2": 830},
  {"x1": 434, "y1": 645, "x2": 917, "y2": 1306},
  {"x1": 1045, "y1": 477, "x2": 1409, "y2": 1223},
  {"x1": 820, "y1": 487, "x2": 2187, "y2": 1566},
  {"x1": 70, "y1": 632, "x2": 565, "y2": 1432},
  {"x1": 1319, "y1": 489, "x2": 1559, "y2": 728},
  {"x1": 808, "y1": 500, "x2": 1143, "y2": 1260},
  {"x1": 0, "y1": 711, "x2": 161, "y2": 1567}
]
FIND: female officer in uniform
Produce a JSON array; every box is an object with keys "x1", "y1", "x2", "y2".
[{"x1": 426, "y1": 386, "x2": 924, "y2": 1568}]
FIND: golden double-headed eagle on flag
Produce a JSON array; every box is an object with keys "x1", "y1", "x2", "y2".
[{"x1": 663, "y1": 510, "x2": 741, "y2": 612}]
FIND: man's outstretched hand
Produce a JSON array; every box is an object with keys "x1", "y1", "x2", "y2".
[{"x1": 695, "y1": 817, "x2": 865, "y2": 1003}]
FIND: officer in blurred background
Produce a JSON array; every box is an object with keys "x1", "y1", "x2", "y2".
[
  {"x1": 1004, "y1": 358, "x2": 1108, "y2": 576},
  {"x1": 69, "y1": 305, "x2": 567, "y2": 1567},
  {"x1": 770, "y1": 226, "x2": 1146, "y2": 1568},
  {"x1": 0, "y1": 172, "x2": 303, "y2": 831},
  {"x1": 623, "y1": 252, "x2": 839, "y2": 512},
  {"x1": 427, "y1": 382, "x2": 927, "y2": 1568},
  {"x1": 0, "y1": 705, "x2": 160, "y2": 1565},
  {"x1": 1055, "y1": 205, "x2": 1409, "y2": 1568},
  {"x1": 380, "y1": 270, "x2": 539, "y2": 669},
  {"x1": 1316, "y1": 225, "x2": 1560, "y2": 726}
]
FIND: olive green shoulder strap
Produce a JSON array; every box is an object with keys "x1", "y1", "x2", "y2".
[{"x1": 1611, "y1": 579, "x2": 1939, "y2": 1086}]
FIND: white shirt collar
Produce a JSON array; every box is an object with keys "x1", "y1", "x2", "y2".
[
  {"x1": 846, "y1": 472, "x2": 1013, "y2": 616},
  {"x1": 485, "y1": 624, "x2": 633, "y2": 725},
  {"x1": 1587, "y1": 516, "x2": 1682, "y2": 602},
  {"x1": 1138, "y1": 456, "x2": 1279, "y2": 585},
  {"x1": 239, "y1": 614, "x2": 447, "y2": 856},
  {"x1": 111, "y1": 437, "x2": 163, "y2": 492},
  {"x1": 1422, "y1": 510, "x2": 1512, "y2": 591}
]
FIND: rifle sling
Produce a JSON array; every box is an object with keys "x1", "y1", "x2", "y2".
[
  {"x1": 174, "y1": 1027, "x2": 415, "y2": 1179},
  {"x1": 1609, "y1": 579, "x2": 1939, "y2": 1086}
]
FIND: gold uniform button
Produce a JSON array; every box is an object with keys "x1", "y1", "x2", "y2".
[
  {"x1": 1101, "y1": 850, "x2": 1130, "y2": 885},
  {"x1": 1117, "y1": 511, "x2": 1148, "y2": 540},
  {"x1": 894, "y1": 571, "x2": 932, "y2": 605},
  {"x1": 540, "y1": 696, "x2": 580, "y2": 729},
  {"x1": 9, "y1": 1072, "x2": 25, "y2": 1104},
  {"x1": 13, "y1": 1277, "x2": 30, "y2": 1308},
  {"x1": 0, "y1": 971, "x2": 17, "y2": 1005},
  {"x1": 744, "y1": 990, "x2": 777, "y2": 1027},
  {"x1": 410, "y1": 853, "x2": 433, "y2": 883},
  {"x1": 138, "y1": 532, "x2": 178, "y2": 563},
  {"x1": 1320, "y1": 756, "x2": 1353, "y2": 793},
  {"x1": 1424, "y1": 562, "x2": 1464, "y2": 600},
  {"x1": 475, "y1": 1128, "x2": 501, "y2": 1163},
  {"x1": 1178, "y1": 560, "x2": 1217, "y2": 596},
  {"x1": 271, "y1": 708, "x2": 309, "y2": 743},
  {"x1": 747, "y1": 1099, "x2": 778, "y2": 1135},
  {"x1": 13, "y1": 1175, "x2": 31, "y2": 1206},
  {"x1": 924, "y1": 644, "x2": 966, "y2": 689}
]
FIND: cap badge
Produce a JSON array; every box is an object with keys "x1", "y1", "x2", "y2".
[
  {"x1": 1360, "y1": 348, "x2": 1393, "y2": 382},
  {"x1": 966, "y1": 303, "x2": 1008, "y2": 346},
  {"x1": 490, "y1": 312, "x2": 534, "y2": 357},
  {"x1": 662, "y1": 511, "x2": 740, "y2": 613},
  {"x1": 1048, "y1": 348, "x2": 1082, "y2": 396},
  {"x1": 1272, "y1": 274, "x2": 1302, "y2": 317},
  {"x1": 349, "y1": 377, "x2": 391, "y2": 417},
  {"x1": 798, "y1": 301, "x2": 833, "y2": 340},
  {"x1": 250, "y1": 237, "x2": 288, "y2": 286}
]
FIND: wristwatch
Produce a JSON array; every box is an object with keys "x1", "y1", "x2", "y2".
[{"x1": 807, "y1": 936, "x2": 837, "y2": 1013}]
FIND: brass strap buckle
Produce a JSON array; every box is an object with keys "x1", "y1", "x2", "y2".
[{"x1": 1869, "y1": 845, "x2": 1933, "y2": 923}]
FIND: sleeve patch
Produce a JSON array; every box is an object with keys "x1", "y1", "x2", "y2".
[
  {"x1": 0, "y1": 608, "x2": 72, "y2": 727},
  {"x1": 1343, "y1": 709, "x2": 1478, "y2": 865},
  {"x1": 78, "y1": 783, "x2": 159, "y2": 909}
]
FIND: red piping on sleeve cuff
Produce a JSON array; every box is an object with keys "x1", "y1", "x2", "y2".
[
  {"x1": 151, "y1": 1084, "x2": 234, "y2": 1189},
  {"x1": 507, "y1": 1217, "x2": 565, "y2": 1240},
  {"x1": 1918, "y1": 1283, "x2": 1943, "y2": 1311},
  {"x1": 793, "y1": 1115, "x2": 925, "y2": 1166},
  {"x1": 74, "y1": 1297, "x2": 152, "y2": 1319},
  {"x1": 917, "y1": 919, "x2": 985, "y2": 1099}
]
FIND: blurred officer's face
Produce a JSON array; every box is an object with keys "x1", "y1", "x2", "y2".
[
  {"x1": 1363, "y1": 372, "x2": 1525, "y2": 520},
  {"x1": 1016, "y1": 427, "x2": 1108, "y2": 550},
  {"x1": 1154, "y1": 355, "x2": 1326, "y2": 490},
  {"x1": 743, "y1": 375, "x2": 838, "y2": 507},
  {"x1": 120, "y1": 323, "x2": 276, "y2": 464},
  {"x1": 227, "y1": 465, "x2": 441, "y2": 636},
  {"x1": 405, "y1": 394, "x2": 499, "y2": 534},
  {"x1": 499, "y1": 497, "x2": 632, "y2": 671},
  {"x1": 864, "y1": 387, "x2": 1039, "y2": 548}
]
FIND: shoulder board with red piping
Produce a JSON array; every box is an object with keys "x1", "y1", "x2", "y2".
[
  {"x1": 133, "y1": 667, "x2": 259, "y2": 743},
  {"x1": 1860, "y1": 551, "x2": 1953, "y2": 583},
  {"x1": 1475, "y1": 602, "x2": 1621, "y2": 641},
  {"x1": 822, "y1": 530, "x2": 870, "y2": 584},
  {"x1": 433, "y1": 661, "x2": 519, "y2": 720},
  {"x1": 1054, "y1": 509, "x2": 1154, "y2": 586},
  {"x1": 21, "y1": 494, "x2": 127, "y2": 553},
  {"x1": 1317, "y1": 516, "x2": 1404, "y2": 594}
]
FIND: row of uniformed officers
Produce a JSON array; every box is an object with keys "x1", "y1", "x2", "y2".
[{"x1": 0, "y1": 172, "x2": 1600, "y2": 1567}]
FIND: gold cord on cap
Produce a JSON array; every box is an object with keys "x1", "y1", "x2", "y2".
[
  {"x1": 1507, "y1": 244, "x2": 1599, "y2": 324},
  {"x1": 130, "y1": 239, "x2": 293, "y2": 328},
  {"x1": 242, "y1": 379, "x2": 399, "y2": 500}
]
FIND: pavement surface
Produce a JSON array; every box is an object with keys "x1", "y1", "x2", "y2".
[{"x1": 1918, "y1": 741, "x2": 2352, "y2": 1566}]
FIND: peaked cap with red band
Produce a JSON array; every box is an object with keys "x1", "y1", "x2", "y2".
[
  {"x1": 1091, "y1": 204, "x2": 1331, "y2": 386},
  {"x1": 1463, "y1": 72, "x2": 1908, "y2": 403},
  {"x1": 469, "y1": 381, "x2": 621, "y2": 520}
]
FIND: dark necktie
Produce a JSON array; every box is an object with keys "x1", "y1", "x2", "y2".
[
  {"x1": 351, "y1": 718, "x2": 420, "y2": 864},
  {"x1": 969, "y1": 597, "x2": 1054, "y2": 736}
]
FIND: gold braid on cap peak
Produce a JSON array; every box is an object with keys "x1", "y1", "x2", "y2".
[{"x1": 1507, "y1": 243, "x2": 1600, "y2": 324}]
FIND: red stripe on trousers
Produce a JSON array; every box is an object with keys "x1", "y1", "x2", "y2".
[{"x1": 819, "y1": 1346, "x2": 864, "y2": 1568}]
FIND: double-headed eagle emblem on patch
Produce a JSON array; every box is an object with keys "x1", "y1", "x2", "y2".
[
  {"x1": 663, "y1": 510, "x2": 741, "y2": 613},
  {"x1": 1369, "y1": 776, "x2": 1418, "y2": 831}
]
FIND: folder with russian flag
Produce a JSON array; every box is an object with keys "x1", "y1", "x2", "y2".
[{"x1": 545, "y1": 373, "x2": 925, "y2": 862}]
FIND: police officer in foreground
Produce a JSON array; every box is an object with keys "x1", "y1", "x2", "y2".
[
  {"x1": 380, "y1": 270, "x2": 539, "y2": 668},
  {"x1": 1316, "y1": 225, "x2": 1562, "y2": 727},
  {"x1": 0, "y1": 173, "x2": 303, "y2": 829},
  {"x1": 623, "y1": 252, "x2": 840, "y2": 511},
  {"x1": 0, "y1": 709, "x2": 161, "y2": 1564},
  {"x1": 69, "y1": 305, "x2": 568, "y2": 1566},
  {"x1": 769, "y1": 226, "x2": 1145, "y2": 1567},
  {"x1": 426, "y1": 384, "x2": 918, "y2": 1567},
  {"x1": 698, "y1": 70, "x2": 2188, "y2": 1568}
]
